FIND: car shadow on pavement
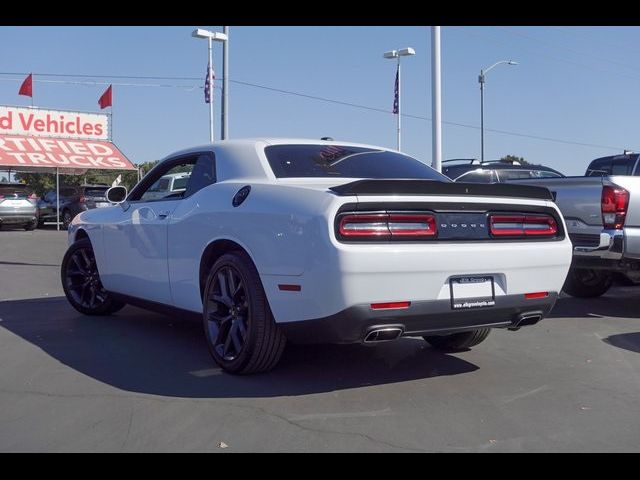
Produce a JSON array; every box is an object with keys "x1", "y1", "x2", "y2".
[
  {"x1": 603, "y1": 333, "x2": 640, "y2": 354},
  {"x1": 0, "y1": 297, "x2": 479, "y2": 399},
  {"x1": 548, "y1": 289, "x2": 640, "y2": 321}
]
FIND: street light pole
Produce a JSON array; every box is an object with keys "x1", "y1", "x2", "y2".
[
  {"x1": 431, "y1": 26, "x2": 442, "y2": 172},
  {"x1": 207, "y1": 35, "x2": 214, "y2": 142},
  {"x1": 384, "y1": 47, "x2": 415, "y2": 152},
  {"x1": 478, "y1": 60, "x2": 518, "y2": 162},
  {"x1": 192, "y1": 28, "x2": 228, "y2": 143},
  {"x1": 222, "y1": 26, "x2": 229, "y2": 140}
]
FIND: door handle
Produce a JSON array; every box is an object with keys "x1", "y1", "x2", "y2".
[{"x1": 158, "y1": 211, "x2": 170, "y2": 219}]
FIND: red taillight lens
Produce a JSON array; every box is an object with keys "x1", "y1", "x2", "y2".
[
  {"x1": 387, "y1": 214, "x2": 437, "y2": 237},
  {"x1": 338, "y1": 213, "x2": 436, "y2": 239},
  {"x1": 602, "y1": 186, "x2": 629, "y2": 229},
  {"x1": 339, "y1": 214, "x2": 390, "y2": 237},
  {"x1": 490, "y1": 214, "x2": 558, "y2": 237}
]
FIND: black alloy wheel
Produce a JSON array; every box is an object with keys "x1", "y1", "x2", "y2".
[
  {"x1": 206, "y1": 265, "x2": 250, "y2": 362},
  {"x1": 203, "y1": 252, "x2": 286, "y2": 374},
  {"x1": 61, "y1": 238, "x2": 125, "y2": 315}
]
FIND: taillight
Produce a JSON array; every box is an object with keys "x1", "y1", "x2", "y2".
[
  {"x1": 602, "y1": 185, "x2": 629, "y2": 229},
  {"x1": 339, "y1": 214, "x2": 390, "y2": 237},
  {"x1": 0, "y1": 195, "x2": 4, "y2": 200},
  {"x1": 490, "y1": 214, "x2": 558, "y2": 237},
  {"x1": 338, "y1": 213, "x2": 437, "y2": 239}
]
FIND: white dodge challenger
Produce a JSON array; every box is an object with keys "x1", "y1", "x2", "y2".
[{"x1": 62, "y1": 138, "x2": 572, "y2": 374}]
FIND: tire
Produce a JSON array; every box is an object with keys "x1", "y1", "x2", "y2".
[
  {"x1": 424, "y1": 328, "x2": 491, "y2": 351},
  {"x1": 24, "y1": 219, "x2": 37, "y2": 231},
  {"x1": 61, "y1": 238, "x2": 126, "y2": 316},
  {"x1": 203, "y1": 251, "x2": 286, "y2": 374},
  {"x1": 562, "y1": 268, "x2": 613, "y2": 298},
  {"x1": 62, "y1": 210, "x2": 73, "y2": 230}
]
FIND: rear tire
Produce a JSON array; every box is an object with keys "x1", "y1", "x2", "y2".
[
  {"x1": 424, "y1": 328, "x2": 491, "y2": 351},
  {"x1": 562, "y1": 268, "x2": 613, "y2": 298},
  {"x1": 24, "y1": 219, "x2": 37, "y2": 231},
  {"x1": 61, "y1": 238, "x2": 126, "y2": 315},
  {"x1": 203, "y1": 251, "x2": 286, "y2": 374}
]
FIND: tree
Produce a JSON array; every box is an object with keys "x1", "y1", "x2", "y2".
[
  {"x1": 500, "y1": 154, "x2": 530, "y2": 165},
  {"x1": 14, "y1": 160, "x2": 161, "y2": 198}
]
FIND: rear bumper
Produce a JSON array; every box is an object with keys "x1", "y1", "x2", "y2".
[
  {"x1": 571, "y1": 227, "x2": 640, "y2": 266},
  {"x1": 280, "y1": 293, "x2": 557, "y2": 344},
  {"x1": 0, "y1": 212, "x2": 37, "y2": 224}
]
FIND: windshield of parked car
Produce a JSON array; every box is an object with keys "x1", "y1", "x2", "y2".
[
  {"x1": 498, "y1": 169, "x2": 563, "y2": 181},
  {"x1": 265, "y1": 144, "x2": 450, "y2": 181},
  {"x1": 0, "y1": 184, "x2": 34, "y2": 198}
]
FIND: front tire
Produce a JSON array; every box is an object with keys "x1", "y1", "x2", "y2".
[
  {"x1": 62, "y1": 210, "x2": 73, "y2": 230},
  {"x1": 424, "y1": 328, "x2": 491, "y2": 351},
  {"x1": 562, "y1": 268, "x2": 613, "y2": 298},
  {"x1": 203, "y1": 251, "x2": 286, "y2": 374},
  {"x1": 61, "y1": 238, "x2": 125, "y2": 315}
]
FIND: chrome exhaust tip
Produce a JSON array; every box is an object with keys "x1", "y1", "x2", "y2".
[
  {"x1": 364, "y1": 327, "x2": 404, "y2": 343},
  {"x1": 509, "y1": 312, "x2": 543, "y2": 331}
]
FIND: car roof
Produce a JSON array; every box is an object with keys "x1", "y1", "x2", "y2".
[{"x1": 163, "y1": 137, "x2": 406, "y2": 160}]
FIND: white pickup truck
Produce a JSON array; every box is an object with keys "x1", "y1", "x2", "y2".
[{"x1": 512, "y1": 152, "x2": 640, "y2": 297}]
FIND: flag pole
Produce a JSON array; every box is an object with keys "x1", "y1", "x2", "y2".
[{"x1": 31, "y1": 73, "x2": 34, "y2": 108}]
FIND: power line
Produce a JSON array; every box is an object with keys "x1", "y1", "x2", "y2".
[{"x1": 0, "y1": 70, "x2": 633, "y2": 151}]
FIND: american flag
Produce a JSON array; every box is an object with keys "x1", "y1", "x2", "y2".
[
  {"x1": 392, "y1": 66, "x2": 399, "y2": 114},
  {"x1": 204, "y1": 62, "x2": 214, "y2": 104}
]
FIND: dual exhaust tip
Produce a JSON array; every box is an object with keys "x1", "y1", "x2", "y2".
[{"x1": 364, "y1": 312, "x2": 544, "y2": 342}]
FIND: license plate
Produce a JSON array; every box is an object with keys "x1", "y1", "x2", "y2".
[
  {"x1": 450, "y1": 276, "x2": 496, "y2": 310},
  {"x1": 2, "y1": 200, "x2": 28, "y2": 207},
  {"x1": 95, "y1": 202, "x2": 110, "y2": 208}
]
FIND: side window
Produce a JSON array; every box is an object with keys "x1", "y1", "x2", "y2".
[
  {"x1": 133, "y1": 157, "x2": 197, "y2": 202},
  {"x1": 535, "y1": 170, "x2": 563, "y2": 178},
  {"x1": 184, "y1": 154, "x2": 216, "y2": 197},
  {"x1": 455, "y1": 170, "x2": 495, "y2": 183},
  {"x1": 587, "y1": 159, "x2": 611, "y2": 176}
]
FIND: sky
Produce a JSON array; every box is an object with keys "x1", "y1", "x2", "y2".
[{"x1": 1, "y1": 25, "x2": 640, "y2": 176}]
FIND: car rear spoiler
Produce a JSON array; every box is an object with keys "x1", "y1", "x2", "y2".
[{"x1": 329, "y1": 179, "x2": 554, "y2": 201}]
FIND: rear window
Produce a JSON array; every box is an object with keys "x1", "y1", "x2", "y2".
[
  {"x1": 264, "y1": 144, "x2": 450, "y2": 181},
  {"x1": 84, "y1": 187, "x2": 108, "y2": 197},
  {"x1": 0, "y1": 184, "x2": 33, "y2": 197},
  {"x1": 172, "y1": 177, "x2": 190, "y2": 190}
]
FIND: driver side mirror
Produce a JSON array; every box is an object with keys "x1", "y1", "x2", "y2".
[{"x1": 106, "y1": 185, "x2": 128, "y2": 204}]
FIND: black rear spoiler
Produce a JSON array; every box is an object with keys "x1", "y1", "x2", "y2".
[{"x1": 329, "y1": 179, "x2": 554, "y2": 201}]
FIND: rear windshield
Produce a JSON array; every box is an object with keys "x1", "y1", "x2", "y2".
[
  {"x1": 172, "y1": 177, "x2": 190, "y2": 190},
  {"x1": 0, "y1": 184, "x2": 33, "y2": 197},
  {"x1": 84, "y1": 187, "x2": 108, "y2": 197},
  {"x1": 265, "y1": 144, "x2": 450, "y2": 181}
]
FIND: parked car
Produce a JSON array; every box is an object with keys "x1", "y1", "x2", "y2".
[
  {"x1": 508, "y1": 151, "x2": 640, "y2": 297},
  {"x1": 0, "y1": 183, "x2": 38, "y2": 230},
  {"x1": 38, "y1": 184, "x2": 111, "y2": 229},
  {"x1": 140, "y1": 172, "x2": 191, "y2": 201},
  {"x1": 61, "y1": 139, "x2": 572, "y2": 374},
  {"x1": 443, "y1": 159, "x2": 565, "y2": 183}
]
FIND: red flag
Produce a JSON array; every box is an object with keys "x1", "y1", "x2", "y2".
[
  {"x1": 19, "y1": 73, "x2": 33, "y2": 97},
  {"x1": 98, "y1": 85, "x2": 112, "y2": 109}
]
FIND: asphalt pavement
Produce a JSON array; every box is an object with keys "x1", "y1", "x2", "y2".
[{"x1": 0, "y1": 228, "x2": 639, "y2": 452}]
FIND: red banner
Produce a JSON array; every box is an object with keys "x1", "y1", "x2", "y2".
[{"x1": 0, "y1": 134, "x2": 135, "y2": 170}]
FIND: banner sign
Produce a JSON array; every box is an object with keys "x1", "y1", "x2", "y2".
[
  {"x1": 0, "y1": 134, "x2": 135, "y2": 170},
  {"x1": 0, "y1": 106, "x2": 109, "y2": 140}
]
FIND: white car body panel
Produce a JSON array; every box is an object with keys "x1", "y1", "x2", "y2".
[{"x1": 68, "y1": 138, "x2": 572, "y2": 341}]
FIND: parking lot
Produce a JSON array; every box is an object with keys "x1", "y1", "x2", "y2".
[{"x1": 0, "y1": 229, "x2": 638, "y2": 452}]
